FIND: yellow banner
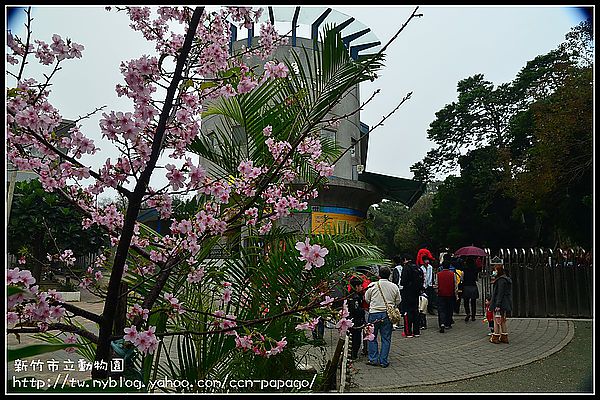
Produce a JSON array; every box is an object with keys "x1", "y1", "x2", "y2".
[{"x1": 311, "y1": 212, "x2": 363, "y2": 234}]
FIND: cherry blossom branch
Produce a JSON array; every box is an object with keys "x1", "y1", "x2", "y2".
[
  {"x1": 16, "y1": 7, "x2": 32, "y2": 82},
  {"x1": 319, "y1": 89, "x2": 381, "y2": 125},
  {"x1": 73, "y1": 106, "x2": 107, "y2": 124},
  {"x1": 33, "y1": 61, "x2": 63, "y2": 105},
  {"x1": 93, "y1": 7, "x2": 205, "y2": 377},
  {"x1": 17, "y1": 126, "x2": 134, "y2": 199},
  {"x1": 330, "y1": 91, "x2": 413, "y2": 167},
  {"x1": 50, "y1": 300, "x2": 103, "y2": 324},
  {"x1": 8, "y1": 323, "x2": 99, "y2": 344}
]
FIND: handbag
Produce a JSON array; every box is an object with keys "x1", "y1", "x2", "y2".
[{"x1": 376, "y1": 281, "x2": 402, "y2": 325}]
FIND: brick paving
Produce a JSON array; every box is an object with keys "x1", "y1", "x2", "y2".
[{"x1": 344, "y1": 314, "x2": 574, "y2": 392}]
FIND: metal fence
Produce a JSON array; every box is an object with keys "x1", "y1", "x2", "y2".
[{"x1": 480, "y1": 247, "x2": 593, "y2": 318}]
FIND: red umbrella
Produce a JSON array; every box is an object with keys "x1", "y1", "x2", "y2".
[{"x1": 454, "y1": 245, "x2": 487, "y2": 257}]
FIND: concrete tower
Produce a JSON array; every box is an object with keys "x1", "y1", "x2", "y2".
[{"x1": 200, "y1": 7, "x2": 425, "y2": 235}]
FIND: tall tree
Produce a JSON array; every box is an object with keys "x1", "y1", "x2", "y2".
[
  {"x1": 412, "y1": 18, "x2": 593, "y2": 181},
  {"x1": 510, "y1": 67, "x2": 592, "y2": 248},
  {"x1": 366, "y1": 200, "x2": 408, "y2": 257}
]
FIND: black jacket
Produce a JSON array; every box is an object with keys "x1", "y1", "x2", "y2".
[
  {"x1": 400, "y1": 263, "x2": 423, "y2": 305},
  {"x1": 348, "y1": 291, "x2": 366, "y2": 327},
  {"x1": 490, "y1": 275, "x2": 512, "y2": 313}
]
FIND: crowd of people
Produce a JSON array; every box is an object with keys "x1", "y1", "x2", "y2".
[{"x1": 339, "y1": 246, "x2": 513, "y2": 368}]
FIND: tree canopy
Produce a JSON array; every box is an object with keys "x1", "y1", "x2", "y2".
[{"x1": 405, "y1": 19, "x2": 593, "y2": 251}]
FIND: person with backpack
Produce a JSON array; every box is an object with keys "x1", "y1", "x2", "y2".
[{"x1": 400, "y1": 260, "x2": 424, "y2": 338}]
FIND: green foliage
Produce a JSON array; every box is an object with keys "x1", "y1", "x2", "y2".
[
  {"x1": 510, "y1": 67, "x2": 592, "y2": 248},
  {"x1": 104, "y1": 26, "x2": 388, "y2": 393},
  {"x1": 115, "y1": 225, "x2": 384, "y2": 392},
  {"x1": 365, "y1": 200, "x2": 408, "y2": 257},
  {"x1": 409, "y1": 20, "x2": 592, "y2": 250},
  {"x1": 8, "y1": 343, "x2": 80, "y2": 362},
  {"x1": 33, "y1": 320, "x2": 98, "y2": 362},
  {"x1": 8, "y1": 179, "x2": 109, "y2": 280}
]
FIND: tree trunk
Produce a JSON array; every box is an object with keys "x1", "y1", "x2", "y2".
[
  {"x1": 320, "y1": 337, "x2": 346, "y2": 391},
  {"x1": 91, "y1": 7, "x2": 204, "y2": 380},
  {"x1": 31, "y1": 233, "x2": 44, "y2": 283}
]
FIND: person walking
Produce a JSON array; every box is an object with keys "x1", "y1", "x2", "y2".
[
  {"x1": 391, "y1": 255, "x2": 406, "y2": 330},
  {"x1": 462, "y1": 256, "x2": 480, "y2": 322},
  {"x1": 348, "y1": 276, "x2": 366, "y2": 360},
  {"x1": 364, "y1": 266, "x2": 401, "y2": 367},
  {"x1": 400, "y1": 260, "x2": 424, "y2": 338},
  {"x1": 489, "y1": 264, "x2": 513, "y2": 344},
  {"x1": 436, "y1": 260, "x2": 457, "y2": 333},
  {"x1": 420, "y1": 256, "x2": 436, "y2": 315},
  {"x1": 416, "y1": 245, "x2": 436, "y2": 273},
  {"x1": 349, "y1": 269, "x2": 372, "y2": 356}
]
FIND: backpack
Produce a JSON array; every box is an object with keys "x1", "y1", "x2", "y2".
[
  {"x1": 415, "y1": 265, "x2": 425, "y2": 290},
  {"x1": 391, "y1": 266, "x2": 400, "y2": 285},
  {"x1": 401, "y1": 263, "x2": 424, "y2": 292}
]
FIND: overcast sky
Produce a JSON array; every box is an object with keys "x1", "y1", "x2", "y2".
[{"x1": 6, "y1": 5, "x2": 591, "y2": 189}]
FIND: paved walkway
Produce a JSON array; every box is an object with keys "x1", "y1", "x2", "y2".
[
  {"x1": 8, "y1": 289, "x2": 575, "y2": 393},
  {"x1": 344, "y1": 314, "x2": 574, "y2": 392}
]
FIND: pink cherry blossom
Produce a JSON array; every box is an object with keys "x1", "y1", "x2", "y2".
[
  {"x1": 187, "y1": 267, "x2": 205, "y2": 284},
  {"x1": 320, "y1": 296, "x2": 334, "y2": 306},
  {"x1": 124, "y1": 325, "x2": 139, "y2": 343},
  {"x1": 49, "y1": 306, "x2": 66, "y2": 320},
  {"x1": 7, "y1": 312, "x2": 19, "y2": 325},
  {"x1": 234, "y1": 334, "x2": 253, "y2": 351},
  {"x1": 165, "y1": 164, "x2": 185, "y2": 191},
  {"x1": 237, "y1": 76, "x2": 257, "y2": 94},
  {"x1": 264, "y1": 61, "x2": 289, "y2": 79},
  {"x1": 222, "y1": 288, "x2": 232, "y2": 304},
  {"x1": 364, "y1": 324, "x2": 375, "y2": 341},
  {"x1": 336, "y1": 317, "x2": 354, "y2": 336},
  {"x1": 295, "y1": 238, "x2": 329, "y2": 270},
  {"x1": 340, "y1": 300, "x2": 350, "y2": 319},
  {"x1": 295, "y1": 317, "x2": 321, "y2": 332},
  {"x1": 64, "y1": 334, "x2": 78, "y2": 344},
  {"x1": 267, "y1": 337, "x2": 287, "y2": 357}
]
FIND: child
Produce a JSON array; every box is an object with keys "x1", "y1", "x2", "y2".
[
  {"x1": 418, "y1": 291, "x2": 428, "y2": 330},
  {"x1": 483, "y1": 297, "x2": 494, "y2": 336},
  {"x1": 348, "y1": 277, "x2": 366, "y2": 359}
]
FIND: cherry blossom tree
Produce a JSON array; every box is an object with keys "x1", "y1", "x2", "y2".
[{"x1": 7, "y1": 6, "x2": 420, "y2": 390}]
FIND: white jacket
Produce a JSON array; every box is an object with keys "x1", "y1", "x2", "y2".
[{"x1": 365, "y1": 278, "x2": 401, "y2": 313}]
